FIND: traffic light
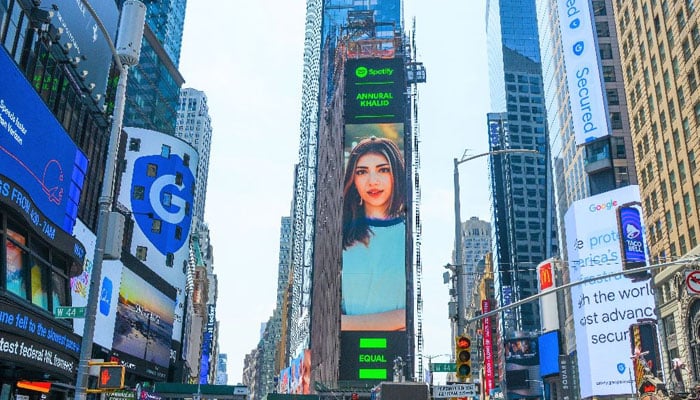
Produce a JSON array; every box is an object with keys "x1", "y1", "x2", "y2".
[
  {"x1": 97, "y1": 365, "x2": 125, "y2": 389},
  {"x1": 455, "y1": 335, "x2": 472, "y2": 381}
]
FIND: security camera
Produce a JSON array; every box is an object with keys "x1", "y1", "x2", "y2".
[
  {"x1": 80, "y1": 70, "x2": 88, "y2": 79},
  {"x1": 87, "y1": 82, "x2": 96, "y2": 91}
]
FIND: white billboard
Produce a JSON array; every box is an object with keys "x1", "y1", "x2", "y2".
[
  {"x1": 71, "y1": 220, "x2": 123, "y2": 348},
  {"x1": 564, "y1": 185, "x2": 655, "y2": 397},
  {"x1": 117, "y1": 127, "x2": 199, "y2": 342},
  {"x1": 558, "y1": 0, "x2": 609, "y2": 145}
]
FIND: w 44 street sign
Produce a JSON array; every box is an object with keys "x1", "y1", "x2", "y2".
[
  {"x1": 431, "y1": 363, "x2": 455, "y2": 373},
  {"x1": 54, "y1": 306, "x2": 86, "y2": 319}
]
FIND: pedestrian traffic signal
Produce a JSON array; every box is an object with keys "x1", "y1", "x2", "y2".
[
  {"x1": 97, "y1": 365, "x2": 125, "y2": 389},
  {"x1": 455, "y1": 335, "x2": 472, "y2": 381}
]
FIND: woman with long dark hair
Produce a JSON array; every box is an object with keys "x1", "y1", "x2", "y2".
[{"x1": 341, "y1": 136, "x2": 406, "y2": 331}]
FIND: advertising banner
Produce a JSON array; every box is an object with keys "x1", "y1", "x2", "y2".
[
  {"x1": 0, "y1": 297, "x2": 81, "y2": 379},
  {"x1": 118, "y1": 127, "x2": 199, "y2": 342},
  {"x1": 344, "y1": 58, "x2": 406, "y2": 124},
  {"x1": 538, "y1": 259, "x2": 559, "y2": 331},
  {"x1": 71, "y1": 220, "x2": 123, "y2": 348},
  {"x1": 50, "y1": 0, "x2": 119, "y2": 108},
  {"x1": 557, "y1": 0, "x2": 609, "y2": 145},
  {"x1": 0, "y1": 47, "x2": 88, "y2": 234},
  {"x1": 505, "y1": 337, "x2": 540, "y2": 398},
  {"x1": 482, "y1": 300, "x2": 495, "y2": 393},
  {"x1": 339, "y1": 122, "x2": 407, "y2": 380},
  {"x1": 538, "y1": 331, "x2": 560, "y2": 377},
  {"x1": 112, "y1": 265, "x2": 176, "y2": 368},
  {"x1": 564, "y1": 185, "x2": 655, "y2": 397}
]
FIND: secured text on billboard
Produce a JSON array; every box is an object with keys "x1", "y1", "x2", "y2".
[{"x1": 558, "y1": 0, "x2": 609, "y2": 145}]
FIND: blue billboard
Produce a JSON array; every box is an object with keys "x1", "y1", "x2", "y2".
[
  {"x1": 0, "y1": 47, "x2": 88, "y2": 235},
  {"x1": 51, "y1": 0, "x2": 119, "y2": 108},
  {"x1": 538, "y1": 330, "x2": 560, "y2": 377}
]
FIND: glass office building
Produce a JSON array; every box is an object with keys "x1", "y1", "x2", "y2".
[{"x1": 486, "y1": 2, "x2": 556, "y2": 396}]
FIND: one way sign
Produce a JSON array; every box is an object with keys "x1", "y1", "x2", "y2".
[{"x1": 433, "y1": 384, "x2": 478, "y2": 398}]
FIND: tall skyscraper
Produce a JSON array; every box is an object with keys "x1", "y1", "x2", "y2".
[
  {"x1": 176, "y1": 88, "x2": 213, "y2": 229},
  {"x1": 282, "y1": 0, "x2": 419, "y2": 390},
  {"x1": 140, "y1": 0, "x2": 187, "y2": 66},
  {"x1": 486, "y1": 0, "x2": 555, "y2": 396},
  {"x1": 460, "y1": 217, "x2": 492, "y2": 316}
]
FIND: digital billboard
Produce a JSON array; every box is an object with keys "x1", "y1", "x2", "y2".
[
  {"x1": 50, "y1": 0, "x2": 119, "y2": 108},
  {"x1": 505, "y1": 337, "x2": 541, "y2": 398},
  {"x1": 0, "y1": 47, "x2": 88, "y2": 235},
  {"x1": 112, "y1": 265, "x2": 176, "y2": 368},
  {"x1": 71, "y1": 220, "x2": 123, "y2": 349},
  {"x1": 340, "y1": 57, "x2": 408, "y2": 382},
  {"x1": 557, "y1": 0, "x2": 609, "y2": 145},
  {"x1": 344, "y1": 58, "x2": 406, "y2": 124},
  {"x1": 538, "y1": 330, "x2": 560, "y2": 377},
  {"x1": 564, "y1": 185, "x2": 656, "y2": 397},
  {"x1": 118, "y1": 127, "x2": 198, "y2": 343}
]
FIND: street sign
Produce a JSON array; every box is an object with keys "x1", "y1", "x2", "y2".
[
  {"x1": 433, "y1": 384, "x2": 478, "y2": 398},
  {"x1": 686, "y1": 270, "x2": 700, "y2": 295},
  {"x1": 54, "y1": 306, "x2": 86, "y2": 319},
  {"x1": 431, "y1": 363, "x2": 455, "y2": 373}
]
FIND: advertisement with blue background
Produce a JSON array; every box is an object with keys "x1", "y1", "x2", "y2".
[
  {"x1": 0, "y1": 47, "x2": 88, "y2": 235},
  {"x1": 50, "y1": 0, "x2": 119, "y2": 108},
  {"x1": 117, "y1": 127, "x2": 199, "y2": 345},
  {"x1": 564, "y1": 185, "x2": 656, "y2": 397}
]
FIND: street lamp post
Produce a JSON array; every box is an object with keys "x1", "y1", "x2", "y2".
[
  {"x1": 453, "y1": 148, "x2": 539, "y2": 335},
  {"x1": 73, "y1": 2, "x2": 145, "y2": 400}
]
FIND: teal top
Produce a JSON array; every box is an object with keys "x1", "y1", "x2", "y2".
[{"x1": 342, "y1": 217, "x2": 406, "y2": 315}]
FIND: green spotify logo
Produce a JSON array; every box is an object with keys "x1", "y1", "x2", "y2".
[{"x1": 355, "y1": 66, "x2": 368, "y2": 78}]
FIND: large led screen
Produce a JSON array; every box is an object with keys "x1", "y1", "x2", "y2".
[
  {"x1": 0, "y1": 47, "x2": 88, "y2": 234},
  {"x1": 51, "y1": 0, "x2": 119, "y2": 108},
  {"x1": 117, "y1": 127, "x2": 198, "y2": 342},
  {"x1": 557, "y1": 0, "x2": 609, "y2": 145},
  {"x1": 564, "y1": 185, "x2": 656, "y2": 397},
  {"x1": 112, "y1": 266, "x2": 175, "y2": 368},
  {"x1": 505, "y1": 337, "x2": 541, "y2": 398},
  {"x1": 339, "y1": 58, "x2": 408, "y2": 380},
  {"x1": 344, "y1": 58, "x2": 406, "y2": 124},
  {"x1": 538, "y1": 331, "x2": 560, "y2": 377},
  {"x1": 71, "y1": 220, "x2": 122, "y2": 349}
]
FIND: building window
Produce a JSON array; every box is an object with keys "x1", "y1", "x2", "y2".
[
  {"x1": 593, "y1": 0, "x2": 607, "y2": 15},
  {"x1": 597, "y1": 21, "x2": 610, "y2": 36},
  {"x1": 129, "y1": 138, "x2": 141, "y2": 151},
  {"x1": 603, "y1": 66, "x2": 616, "y2": 82},
  {"x1": 691, "y1": 226, "x2": 698, "y2": 248},
  {"x1": 166, "y1": 253, "x2": 174, "y2": 267},
  {"x1": 151, "y1": 219, "x2": 162, "y2": 233},
  {"x1": 175, "y1": 226, "x2": 182, "y2": 240},
  {"x1": 685, "y1": 192, "x2": 693, "y2": 216},
  {"x1": 183, "y1": 153, "x2": 190, "y2": 167},
  {"x1": 136, "y1": 246, "x2": 148, "y2": 261},
  {"x1": 175, "y1": 172, "x2": 183, "y2": 186},
  {"x1": 161, "y1": 145, "x2": 171, "y2": 158},
  {"x1": 4, "y1": 221, "x2": 70, "y2": 313},
  {"x1": 133, "y1": 186, "x2": 145, "y2": 200},
  {"x1": 147, "y1": 163, "x2": 158, "y2": 177},
  {"x1": 6, "y1": 229, "x2": 27, "y2": 298},
  {"x1": 599, "y1": 43, "x2": 613, "y2": 59},
  {"x1": 607, "y1": 89, "x2": 620, "y2": 105},
  {"x1": 610, "y1": 112, "x2": 623, "y2": 129}
]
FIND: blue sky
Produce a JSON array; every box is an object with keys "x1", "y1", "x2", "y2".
[{"x1": 178, "y1": 0, "x2": 491, "y2": 384}]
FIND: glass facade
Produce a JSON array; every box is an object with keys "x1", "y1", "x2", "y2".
[
  {"x1": 487, "y1": 0, "x2": 554, "y2": 337},
  {"x1": 123, "y1": 29, "x2": 184, "y2": 135},
  {"x1": 139, "y1": 0, "x2": 187, "y2": 66}
]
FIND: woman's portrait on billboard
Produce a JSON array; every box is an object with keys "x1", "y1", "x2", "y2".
[{"x1": 341, "y1": 130, "x2": 407, "y2": 332}]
